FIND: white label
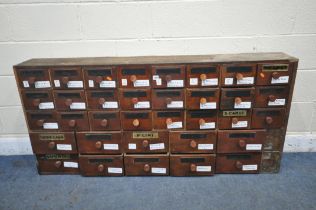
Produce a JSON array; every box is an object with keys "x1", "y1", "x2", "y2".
[
  {"x1": 103, "y1": 144, "x2": 119, "y2": 150},
  {"x1": 167, "y1": 101, "x2": 183, "y2": 108},
  {"x1": 198, "y1": 144, "x2": 214, "y2": 150},
  {"x1": 167, "y1": 121, "x2": 183, "y2": 129},
  {"x1": 108, "y1": 167, "x2": 123, "y2": 174},
  {"x1": 156, "y1": 78, "x2": 162, "y2": 86},
  {"x1": 35, "y1": 81, "x2": 51, "y2": 88},
  {"x1": 88, "y1": 80, "x2": 94, "y2": 87},
  {"x1": 122, "y1": 79, "x2": 127, "y2": 86},
  {"x1": 236, "y1": 77, "x2": 254, "y2": 85},
  {"x1": 234, "y1": 102, "x2": 251, "y2": 109},
  {"x1": 70, "y1": 102, "x2": 86, "y2": 110},
  {"x1": 153, "y1": 75, "x2": 160, "y2": 80},
  {"x1": 67, "y1": 81, "x2": 83, "y2": 88},
  {"x1": 63, "y1": 162, "x2": 78, "y2": 168},
  {"x1": 151, "y1": 167, "x2": 166, "y2": 174},
  {"x1": 100, "y1": 81, "x2": 116, "y2": 88},
  {"x1": 43, "y1": 122, "x2": 58, "y2": 129},
  {"x1": 56, "y1": 144, "x2": 72, "y2": 151},
  {"x1": 200, "y1": 102, "x2": 216, "y2": 109},
  {"x1": 242, "y1": 164, "x2": 258, "y2": 171},
  {"x1": 149, "y1": 143, "x2": 165, "y2": 150},
  {"x1": 268, "y1": 98, "x2": 286, "y2": 106},
  {"x1": 167, "y1": 80, "x2": 184, "y2": 87},
  {"x1": 102, "y1": 101, "x2": 118, "y2": 109},
  {"x1": 232, "y1": 121, "x2": 248, "y2": 128},
  {"x1": 246, "y1": 144, "x2": 262, "y2": 151},
  {"x1": 39, "y1": 102, "x2": 54, "y2": 110},
  {"x1": 271, "y1": 76, "x2": 289, "y2": 84},
  {"x1": 23, "y1": 81, "x2": 30, "y2": 88},
  {"x1": 54, "y1": 80, "x2": 60, "y2": 87},
  {"x1": 202, "y1": 78, "x2": 218, "y2": 86},
  {"x1": 134, "y1": 101, "x2": 150, "y2": 109},
  {"x1": 225, "y1": 78, "x2": 234, "y2": 85},
  {"x1": 200, "y1": 122, "x2": 216, "y2": 129},
  {"x1": 128, "y1": 143, "x2": 137, "y2": 150},
  {"x1": 134, "y1": 80, "x2": 149, "y2": 87},
  {"x1": 190, "y1": 78, "x2": 198, "y2": 85},
  {"x1": 196, "y1": 166, "x2": 212, "y2": 172}
]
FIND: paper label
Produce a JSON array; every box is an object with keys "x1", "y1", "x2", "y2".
[
  {"x1": 54, "y1": 80, "x2": 60, "y2": 87},
  {"x1": 121, "y1": 79, "x2": 127, "y2": 86},
  {"x1": 196, "y1": 166, "x2": 212, "y2": 172},
  {"x1": 232, "y1": 121, "x2": 248, "y2": 128},
  {"x1": 167, "y1": 101, "x2": 183, "y2": 108},
  {"x1": 156, "y1": 78, "x2": 162, "y2": 86},
  {"x1": 35, "y1": 81, "x2": 51, "y2": 88},
  {"x1": 67, "y1": 81, "x2": 83, "y2": 88},
  {"x1": 268, "y1": 99, "x2": 286, "y2": 106},
  {"x1": 153, "y1": 75, "x2": 160, "y2": 80},
  {"x1": 128, "y1": 143, "x2": 137, "y2": 150},
  {"x1": 202, "y1": 78, "x2": 218, "y2": 86},
  {"x1": 134, "y1": 80, "x2": 149, "y2": 87},
  {"x1": 103, "y1": 144, "x2": 119, "y2": 150},
  {"x1": 242, "y1": 164, "x2": 258, "y2": 171},
  {"x1": 190, "y1": 78, "x2": 198, "y2": 85},
  {"x1": 102, "y1": 101, "x2": 118, "y2": 109},
  {"x1": 234, "y1": 102, "x2": 251, "y2": 109},
  {"x1": 167, "y1": 121, "x2": 183, "y2": 129},
  {"x1": 236, "y1": 77, "x2": 254, "y2": 85},
  {"x1": 23, "y1": 81, "x2": 30, "y2": 88},
  {"x1": 200, "y1": 102, "x2": 216, "y2": 109},
  {"x1": 246, "y1": 144, "x2": 262, "y2": 151},
  {"x1": 149, "y1": 143, "x2": 165, "y2": 150},
  {"x1": 63, "y1": 161, "x2": 78, "y2": 168},
  {"x1": 100, "y1": 81, "x2": 116, "y2": 88},
  {"x1": 88, "y1": 80, "x2": 94, "y2": 87},
  {"x1": 43, "y1": 122, "x2": 58, "y2": 129},
  {"x1": 134, "y1": 101, "x2": 150, "y2": 109},
  {"x1": 271, "y1": 76, "x2": 289, "y2": 84},
  {"x1": 56, "y1": 144, "x2": 72, "y2": 151},
  {"x1": 225, "y1": 78, "x2": 234, "y2": 85},
  {"x1": 39, "y1": 102, "x2": 54, "y2": 110},
  {"x1": 200, "y1": 122, "x2": 215, "y2": 129},
  {"x1": 151, "y1": 167, "x2": 166, "y2": 174},
  {"x1": 108, "y1": 167, "x2": 123, "y2": 174},
  {"x1": 198, "y1": 144, "x2": 214, "y2": 150},
  {"x1": 167, "y1": 80, "x2": 184, "y2": 87},
  {"x1": 70, "y1": 102, "x2": 86, "y2": 110}
]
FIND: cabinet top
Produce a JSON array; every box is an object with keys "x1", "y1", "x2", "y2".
[{"x1": 15, "y1": 52, "x2": 298, "y2": 67}]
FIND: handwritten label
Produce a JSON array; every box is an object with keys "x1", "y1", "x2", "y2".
[
  {"x1": 43, "y1": 122, "x2": 58, "y2": 129},
  {"x1": 134, "y1": 80, "x2": 149, "y2": 87},
  {"x1": 134, "y1": 101, "x2": 150, "y2": 109},
  {"x1": 149, "y1": 143, "x2": 165, "y2": 150},
  {"x1": 198, "y1": 144, "x2": 214, "y2": 150},
  {"x1": 202, "y1": 78, "x2": 218, "y2": 86},
  {"x1": 242, "y1": 164, "x2": 258, "y2": 171},
  {"x1": 23, "y1": 81, "x2": 30, "y2": 88},
  {"x1": 196, "y1": 166, "x2": 212, "y2": 172},
  {"x1": 88, "y1": 80, "x2": 94, "y2": 87},
  {"x1": 108, "y1": 167, "x2": 123, "y2": 174},
  {"x1": 190, "y1": 78, "x2": 198, "y2": 85},
  {"x1": 246, "y1": 144, "x2": 262, "y2": 151},
  {"x1": 167, "y1": 122, "x2": 183, "y2": 129},
  {"x1": 200, "y1": 122, "x2": 215, "y2": 129},
  {"x1": 35, "y1": 81, "x2": 51, "y2": 88},
  {"x1": 121, "y1": 79, "x2": 127, "y2": 86},
  {"x1": 63, "y1": 161, "x2": 78, "y2": 168},
  {"x1": 57, "y1": 144, "x2": 72, "y2": 151},
  {"x1": 128, "y1": 143, "x2": 137, "y2": 150},
  {"x1": 103, "y1": 144, "x2": 119, "y2": 150},
  {"x1": 167, "y1": 101, "x2": 183, "y2": 108},
  {"x1": 100, "y1": 81, "x2": 116, "y2": 88},
  {"x1": 103, "y1": 101, "x2": 118, "y2": 109},
  {"x1": 167, "y1": 80, "x2": 184, "y2": 87},
  {"x1": 200, "y1": 102, "x2": 216, "y2": 109},
  {"x1": 151, "y1": 167, "x2": 166, "y2": 174},
  {"x1": 234, "y1": 102, "x2": 251, "y2": 109},
  {"x1": 237, "y1": 77, "x2": 254, "y2": 85},
  {"x1": 70, "y1": 102, "x2": 86, "y2": 110},
  {"x1": 232, "y1": 121, "x2": 248, "y2": 128},
  {"x1": 271, "y1": 76, "x2": 289, "y2": 84},
  {"x1": 225, "y1": 78, "x2": 234, "y2": 85},
  {"x1": 39, "y1": 102, "x2": 54, "y2": 110},
  {"x1": 54, "y1": 80, "x2": 60, "y2": 87},
  {"x1": 67, "y1": 81, "x2": 83, "y2": 88},
  {"x1": 268, "y1": 99, "x2": 286, "y2": 106}
]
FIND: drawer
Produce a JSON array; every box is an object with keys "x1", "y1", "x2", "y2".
[
  {"x1": 217, "y1": 130, "x2": 266, "y2": 153},
  {"x1": 254, "y1": 86, "x2": 289, "y2": 108},
  {"x1": 21, "y1": 90, "x2": 55, "y2": 111},
  {"x1": 152, "y1": 65, "x2": 185, "y2": 88},
  {"x1": 153, "y1": 111, "x2": 184, "y2": 130},
  {"x1": 36, "y1": 154, "x2": 79, "y2": 175},
  {"x1": 264, "y1": 128, "x2": 285, "y2": 151},
  {"x1": 186, "y1": 88, "x2": 219, "y2": 110},
  {"x1": 53, "y1": 90, "x2": 86, "y2": 111},
  {"x1": 257, "y1": 63, "x2": 293, "y2": 86},
  {"x1": 30, "y1": 132, "x2": 77, "y2": 154},
  {"x1": 57, "y1": 112, "x2": 90, "y2": 131},
  {"x1": 76, "y1": 132, "x2": 122, "y2": 154},
  {"x1": 89, "y1": 111, "x2": 121, "y2": 131},
  {"x1": 86, "y1": 90, "x2": 119, "y2": 110},
  {"x1": 79, "y1": 155, "x2": 124, "y2": 176},
  {"x1": 123, "y1": 131, "x2": 169, "y2": 154},
  {"x1": 251, "y1": 108, "x2": 286, "y2": 129},
  {"x1": 124, "y1": 154, "x2": 169, "y2": 176},
  {"x1": 83, "y1": 67, "x2": 117, "y2": 89},
  {"x1": 220, "y1": 64, "x2": 256, "y2": 87},
  {"x1": 15, "y1": 68, "x2": 51, "y2": 89},
  {"x1": 218, "y1": 110, "x2": 252, "y2": 130},
  {"x1": 119, "y1": 89, "x2": 151, "y2": 110},
  {"x1": 170, "y1": 154, "x2": 215, "y2": 176},
  {"x1": 152, "y1": 89, "x2": 185, "y2": 110},
  {"x1": 118, "y1": 65, "x2": 150, "y2": 88},
  {"x1": 187, "y1": 64, "x2": 219, "y2": 87},
  {"x1": 121, "y1": 111, "x2": 152, "y2": 131},
  {"x1": 26, "y1": 111, "x2": 59, "y2": 131},
  {"x1": 216, "y1": 153, "x2": 261, "y2": 174},
  {"x1": 169, "y1": 131, "x2": 216, "y2": 153},
  {"x1": 220, "y1": 88, "x2": 255, "y2": 110},
  {"x1": 260, "y1": 151, "x2": 281, "y2": 173},
  {"x1": 50, "y1": 67, "x2": 84, "y2": 89},
  {"x1": 186, "y1": 110, "x2": 217, "y2": 130}
]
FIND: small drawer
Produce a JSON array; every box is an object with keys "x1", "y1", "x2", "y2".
[
  {"x1": 169, "y1": 131, "x2": 216, "y2": 153},
  {"x1": 187, "y1": 64, "x2": 219, "y2": 87},
  {"x1": 53, "y1": 90, "x2": 86, "y2": 111},
  {"x1": 88, "y1": 111, "x2": 121, "y2": 131},
  {"x1": 257, "y1": 63, "x2": 293, "y2": 86},
  {"x1": 170, "y1": 154, "x2": 215, "y2": 176},
  {"x1": 218, "y1": 110, "x2": 252, "y2": 130},
  {"x1": 121, "y1": 111, "x2": 152, "y2": 131},
  {"x1": 220, "y1": 64, "x2": 257, "y2": 87},
  {"x1": 260, "y1": 151, "x2": 281, "y2": 173},
  {"x1": 186, "y1": 110, "x2": 217, "y2": 130},
  {"x1": 119, "y1": 89, "x2": 151, "y2": 110},
  {"x1": 123, "y1": 131, "x2": 169, "y2": 154},
  {"x1": 251, "y1": 108, "x2": 286, "y2": 129},
  {"x1": 57, "y1": 112, "x2": 90, "y2": 131},
  {"x1": 118, "y1": 65, "x2": 150, "y2": 88},
  {"x1": 152, "y1": 65, "x2": 185, "y2": 88},
  {"x1": 86, "y1": 90, "x2": 119, "y2": 110},
  {"x1": 152, "y1": 89, "x2": 185, "y2": 110},
  {"x1": 21, "y1": 90, "x2": 55, "y2": 111},
  {"x1": 50, "y1": 67, "x2": 84, "y2": 89},
  {"x1": 83, "y1": 67, "x2": 117, "y2": 89},
  {"x1": 36, "y1": 154, "x2": 79, "y2": 175},
  {"x1": 15, "y1": 68, "x2": 51, "y2": 89},
  {"x1": 216, "y1": 153, "x2": 261, "y2": 174},
  {"x1": 124, "y1": 154, "x2": 169, "y2": 176},
  {"x1": 26, "y1": 111, "x2": 59, "y2": 131},
  {"x1": 30, "y1": 132, "x2": 77, "y2": 154},
  {"x1": 186, "y1": 88, "x2": 219, "y2": 110},
  {"x1": 254, "y1": 86, "x2": 289, "y2": 108},
  {"x1": 79, "y1": 155, "x2": 124, "y2": 176},
  {"x1": 217, "y1": 130, "x2": 266, "y2": 153},
  {"x1": 153, "y1": 111, "x2": 184, "y2": 130},
  {"x1": 76, "y1": 132, "x2": 122, "y2": 154},
  {"x1": 220, "y1": 88, "x2": 255, "y2": 110}
]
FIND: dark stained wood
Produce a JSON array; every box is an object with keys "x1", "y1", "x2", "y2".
[
  {"x1": 186, "y1": 64, "x2": 219, "y2": 88},
  {"x1": 260, "y1": 151, "x2": 281, "y2": 173},
  {"x1": 50, "y1": 67, "x2": 84, "y2": 89},
  {"x1": 220, "y1": 87, "x2": 255, "y2": 110},
  {"x1": 152, "y1": 111, "x2": 184, "y2": 130},
  {"x1": 57, "y1": 111, "x2": 90, "y2": 131},
  {"x1": 53, "y1": 90, "x2": 87, "y2": 111},
  {"x1": 218, "y1": 110, "x2": 252, "y2": 130},
  {"x1": 121, "y1": 111, "x2": 152, "y2": 131},
  {"x1": 220, "y1": 63, "x2": 257, "y2": 87},
  {"x1": 186, "y1": 88, "x2": 219, "y2": 110},
  {"x1": 86, "y1": 90, "x2": 119, "y2": 110},
  {"x1": 251, "y1": 108, "x2": 286, "y2": 129},
  {"x1": 20, "y1": 90, "x2": 55, "y2": 111},
  {"x1": 36, "y1": 154, "x2": 79, "y2": 175},
  {"x1": 119, "y1": 88, "x2": 151, "y2": 110},
  {"x1": 117, "y1": 65, "x2": 151, "y2": 88},
  {"x1": 88, "y1": 111, "x2": 121, "y2": 131},
  {"x1": 152, "y1": 89, "x2": 185, "y2": 110},
  {"x1": 15, "y1": 68, "x2": 51, "y2": 89},
  {"x1": 26, "y1": 111, "x2": 59, "y2": 131},
  {"x1": 254, "y1": 86, "x2": 289, "y2": 108},
  {"x1": 83, "y1": 66, "x2": 117, "y2": 89},
  {"x1": 186, "y1": 110, "x2": 217, "y2": 130},
  {"x1": 257, "y1": 62, "x2": 293, "y2": 86},
  {"x1": 151, "y1": 65, "x2": 185, "y2": 88}
]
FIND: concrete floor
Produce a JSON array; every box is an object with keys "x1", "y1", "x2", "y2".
[{"x1": 0, "y1": 153, "x2": 315, "y2": 210}]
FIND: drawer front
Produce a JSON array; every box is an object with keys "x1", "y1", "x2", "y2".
[
  {"x1": 260, "y1": 151, "x2": 281, "y2": 173},
  {"x1": 187, "y1": 65, "x2": 219, "y2": 87},
  {"x1": 169, "y1": 131, "x2": 216, "y2": 153},
  {"x1": 121, "y1": 111, "x2": 152, "y2": 131},
  {"x1": 26, "y1": 111, "x2": 59, "y2": 131},
  {"x1": 86, "y1": 90, "x2": 119, "y2": 110},
  {"x1": 170, "y1": 154, "x2": 215, "y2": 176},
  {"x1": 21, "y1": 90, "x2": 55, "y2": 111},
  {"x1": 216, "y1": 153, "x2": 261, "y2": 174},
  {"x1": 264, "y1": 128, "x2": 285, "y2": 151},
  {"x1": 123, "y1": 131, "x2": 169, "y2": 154},
  {"x1": 152, "y1": 65, "x2": 185, "y2": 88},
  {"x1": 83, "y1": 67, "x2": 117, "y2": 89},
  {"x1": 124, "y1": 154, "x2": 169, "y2": 176},
  {"x1": 217, "y1": 130, "x2": 266, "y2": 153},
  {"x1": 30, "y1": 132, "x2": 77, "y2": 154},
  {"x1": 186, "y1": 110, "x2": 217, "y2": 130},
  {"x1": 257, "y1": 63, "x2": 293, "y2": 86},
  {"x1": 119, "y1": 89, "x2": 151, "y2": 110},
  {"x1": 79, "y1": 155, "x2": 124, "y2": 176},
  {"x1": 50, "y1": 68, "x2": 84, "y2": 89},
  {"x1": 152, "y1": 89, "x2": 184, "y2": 110},
  {"x1": 15, "y1": 68, "x2": 51, "y2": 89},
  {"x1": 57, "y1": 112, "x2": 90, "y2": 131},
  {"x1": 153, "y1": 111, "x2": 184, "y2": 130},
  {"x1": 251, "y1": 108, "x2": 286, "y2": 129},
  {"x1": 118, "y1": 66, "x2": 150, "y2": 88},
  {"x1": 220, "y1": 88, "x2": 255, "y2": 110},
  {"x1": 89, "y1": 111, "x2": 121, "y2": 131},
  {"x1": 255, "y1": 86, "x2": 289, "y2": 108},
  {"x1": 218, "y1": 110, "x2": 252, "y2": 130},
  {"x1": 220, "y1": 64, "x2": 257, "y2": 87},
  {"x1": 53, "y1": 90, "x2": 86, "y2": 111},
  {"x1": 186, "y1": 88, "x2": 219, "y2": 110},
  {"x1": 36, "y1": 154, "x2": 79, "y2": 174},
  {"x1": 76, "y1": 132, "x2": 122, "y2": 154}
]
